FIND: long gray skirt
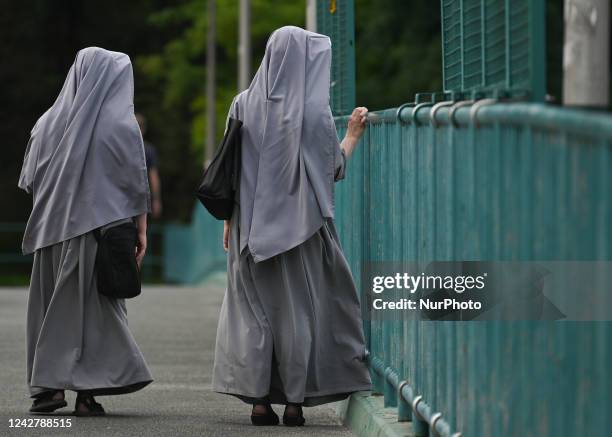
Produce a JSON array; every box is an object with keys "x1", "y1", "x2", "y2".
[
  {"x1": 212, "y1": 205, "x2": 371, "y2": 406},
  {"x1": 26, "y1": 232, "x2": 153, "y2": 398}
]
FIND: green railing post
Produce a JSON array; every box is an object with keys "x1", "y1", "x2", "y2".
[
  {"x1": 398, "y1": 381, "x2": 412, "y2": 422},
  {"x1": 412, "y1": 395, "x2": 430, "y2": 437},
  {"x1": 316, "y1": 0, "x2": 355, "y2": 115},
  {"x1": 528, "y1": 0, "x2": 546, "y2": 101},
  {"x1": 369, "y1": 355, "x2": 385, "y2": 395},
  {"x1": 382, "y1": 321, "x2": 397, "y2": 407}
]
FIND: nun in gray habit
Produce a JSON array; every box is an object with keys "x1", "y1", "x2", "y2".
[
  {"x1": 212, "y1": 26, "x2": 371, "y2": 426},
  {"x1": 19, "y1": 47, "x2": 153, "y2": 416}
]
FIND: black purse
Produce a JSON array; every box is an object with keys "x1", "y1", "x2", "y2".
[
  {"x1": 196, "y1": 117, "x2": 243, "y2": 220},
  {"x1": 94, "y1": 221, "x2": 141, "y2": 299}
]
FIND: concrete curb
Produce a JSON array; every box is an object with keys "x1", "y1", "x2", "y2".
[{"x1": 336, "y1": 392, "x2": 414, "y2": 437}]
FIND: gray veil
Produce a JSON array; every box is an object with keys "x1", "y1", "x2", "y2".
[
  {"x1": 19, "y1": 47, "x2": 150, "y2": 254},
  {"x1": 231, "y1": 26, "x2": 343, "y2": 262}
]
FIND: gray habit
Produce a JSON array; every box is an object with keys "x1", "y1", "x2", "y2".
[
  {"x1": 20, "y1": 47, "x2": 152, "y2": 397},
  {"x1": 26, "y1": 232, "x2": 152, "y2": 397},
  {"x1": 233, "y1": 26, "x2": 345, "y2": 263},
  {"x1": 212, "y1": 27, "x2": 371, "y2": 406},
  {"x1": 19, "y1": 47, "x2": 150, "y2": 255}
]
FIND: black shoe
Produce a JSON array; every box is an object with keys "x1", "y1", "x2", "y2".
[
  {"x1": 29, "y1": 391, "x2": 67, "y2": 414},
  {"x1": 251, "y1": 401, "x2": 279, "y2": 426},
  {"x1": 283, "y1": 403, "x2": 305, "y2": 427},
  {"x1": 73, "y1": 394, "x2": 105, "y2": 417}
]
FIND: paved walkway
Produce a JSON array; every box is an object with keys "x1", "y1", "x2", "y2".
[{"x1": 0, "y1": 274, "x2": 353, "y2": 436}]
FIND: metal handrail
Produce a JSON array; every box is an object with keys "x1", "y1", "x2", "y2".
[{"x1": 363, "y1": 101, "x2": 612, "y2": 139}]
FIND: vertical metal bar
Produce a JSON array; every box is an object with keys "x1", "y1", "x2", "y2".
[
  {"x1": 381, "y1": 121, "x2": 396, "y2": 411},
  {"x1": 315, "y1": 0, "x2": 356, "y2": 114},
  {"x1": 398, "y1": 400, "x2": 412, "y2": 422},
  {"x1": 238, "y1": 0, "x2": 251, "y2": 91},
  {"x1": 440, "y1": 0, "x2": 447, "y2": 91},
  {"x1": 306, "y1": 0, "x2": 317, "y2": 31},
  {"x1": 398, "y1": 383, "x2": 412, "y2": 421},
  {"x1": 363, "y1": 119, "x2": 372, "y2": 351},
  {"x1": 383, "y1": 370, "x2": 397, "y2": 408},
  {"x1": 481, "y1": 0, "x2": 486, "y2": 87},
  {"x1": 413, "y1": 415, "x2": 429, "y2": 436},
  {"x1": 530, "y1": 0, "x2": 546, "y2": 101},
  {"x1": 371, "y1": 367, "x2": 383, "y2": 396},
  {"x1": 519, "y1": 125, "x2": 534, "y2": 260},
  {"x1": 460, "y1": 0, "x2": 465, "y2": 90},
  {"x1": 449, "y1": 113, "x2": 457, "y2": 259},
  {"x1": 504, "y1": 0, "x2": 511, "y2": 90},
  {"x1": 344, "y1": 0, "x2": 356, "y2": 112},
  {"x1": 598, "y1": 137, "x2": 610, "y2": 260},
  {"x1": 365, "y1": 122, "x2": 378, "y2": 394},
  {"x1": 383, "y1": 367, "x2": 397, "y2": 408}
]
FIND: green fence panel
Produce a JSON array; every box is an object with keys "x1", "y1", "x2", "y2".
[
  {"x1": 441, "y1": 0, "x2": 546, "y2": 101},
  {"x1": 163, "y1": 204, "x2": 225, "y2": 284},
  {"x1": 334, "y1": 102, "x2": 612, "y2": 435},
  {"x1": 316, "y1": 0, "x2": 356, "y2": 115}
]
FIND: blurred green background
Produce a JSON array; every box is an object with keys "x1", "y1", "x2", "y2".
[{"x1": 0, "y1": 0, "x2": 564, "y2": 283}]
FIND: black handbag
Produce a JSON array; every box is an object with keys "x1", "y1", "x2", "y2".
[
  {"x1": 94, "y1": 221, "x2": 141, "y2": 299},
  {"x1": 196, "y1": 117, "x2": 243, "y2": 220}
]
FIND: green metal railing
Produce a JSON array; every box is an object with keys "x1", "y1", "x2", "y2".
[
  {"x1": 162, "y1": 100, "x2": 612, "y2": 435},
  {"x1": 334, "y1": 101, "x2": 612, "y2": 436},
  {"x1": 163, "y1": 206, "x2": 225, "y2": 284},
  {"x1": 160, "y1": 4, "x2": 610, "y2": 435},
  {"x1": 441, "y1": 0, "x2": 546, "y2": 101}
]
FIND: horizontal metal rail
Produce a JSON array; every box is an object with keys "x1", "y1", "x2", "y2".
[{"x1": 360, "y1": 101, "x2": 612, "y2": 140}]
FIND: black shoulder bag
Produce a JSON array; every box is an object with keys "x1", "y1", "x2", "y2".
[
  {"x1": 196, "y1": 117, "x2": 243, "y2": 220},
  {"x1": 94, "y1": 220, "x2": 141, "y2": 299}
]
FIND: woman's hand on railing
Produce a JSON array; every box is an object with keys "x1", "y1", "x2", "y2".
[
  {"x1": 342, "y1": 106, "x2": 368, "y2": 158},
  {"x1": 223, "y1": 220, "x2": 230, "y2": 252}
]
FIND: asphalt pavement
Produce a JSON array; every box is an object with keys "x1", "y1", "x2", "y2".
[{"x1": 0, "y1": 273, "x2": 353, "y2": 436}]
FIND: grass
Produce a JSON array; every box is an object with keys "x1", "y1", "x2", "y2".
[{"x1": 0, "y1": 275, "x2": 30, "y2": 286}]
